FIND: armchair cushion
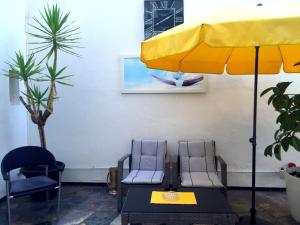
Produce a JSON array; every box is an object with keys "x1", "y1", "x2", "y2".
[
  {"x1": 131, "y1": 140, "x2": 166, "y2": 171},
  {"x1": 181, "y1": 172, "x2": 223, "y2": 187},
  {"x1": 10, "y1": 175, "x2": 58, "y2": 196},
  {"x1": 122, "y1": 170, "x2": 164, "y2": 184},
  {"x1": 179, "y1": 140, "x2": 216, "y2": 172}
]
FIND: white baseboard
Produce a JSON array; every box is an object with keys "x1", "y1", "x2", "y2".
[
  {"x1": 227, "y1": 172, "x2": 285, "y2": 188},
  {"x1": 0, "y1": 169, "x2": 286, "y2": 199},
  {"x1": 61, "y1": 168, "x2": 286, "y2": 188},
  {"x1": 62, "y1": 168, "x2": 110, "y2": 183}
]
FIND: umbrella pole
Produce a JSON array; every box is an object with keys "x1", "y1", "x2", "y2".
[
  {"x1": 238, "y1": 47, "x2": 273, "y2": 225},
  {"x1": 250, "y1": 46, "x2": 259, "y2": 224}
]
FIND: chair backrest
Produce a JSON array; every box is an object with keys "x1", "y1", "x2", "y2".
[
  {"x1": 1, "y1": 146, "x2": 56, "y2": 179},
  {"x1": 131, "y1": 139, "x2": 167, "y2": 171},
  {"x1": 178, "y1": 140, "x2": 216, "y2": 173}
]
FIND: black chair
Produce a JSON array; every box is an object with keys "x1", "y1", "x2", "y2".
[{"x1": 1, "y1": 146, "x2": 64, "y2": 225}]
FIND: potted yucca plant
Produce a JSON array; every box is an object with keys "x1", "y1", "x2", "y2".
[
  {"x1": 4, "y1": 4, "x2": 80, "y2": 199},
  {"x1": 261, "y1": 81, "x2": 300, "y2": 222}
]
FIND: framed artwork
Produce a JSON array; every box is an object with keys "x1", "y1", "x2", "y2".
[
  {"x1": 144, "y1": 0, "x2": 184, "y2": 40},
  {"x1": 120, "y1": 54, "x2": 207, "y2": 94}
]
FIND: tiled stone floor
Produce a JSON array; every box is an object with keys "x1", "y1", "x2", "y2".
[
  {"x1": 0, "y1": 184, "x2": 118, "y2": 225},
  {"x1": 228, "y1": 189, "x2": 299, "y2": 225},
  {"x1": 0, "y1": 184, "x2": 299, "y2": 225}
]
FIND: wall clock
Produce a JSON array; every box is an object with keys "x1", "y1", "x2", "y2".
[{"x1": 144, "y1": 0, "x2": 184, "y2": 40}]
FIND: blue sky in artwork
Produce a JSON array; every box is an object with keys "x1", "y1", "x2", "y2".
[{"x1": 124, "y1": 57, "x2": 168, "y2": 88}]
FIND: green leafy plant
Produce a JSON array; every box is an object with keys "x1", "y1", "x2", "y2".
[
  {"x1": 4, "y1": 4, "x2": 80, "y2": 148},
  {"x1": 261, "y1": 82, "x2": 300, "y2": 160}
]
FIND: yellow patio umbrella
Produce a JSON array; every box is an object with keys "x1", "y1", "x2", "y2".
[{"x1": 141, "y1": 3, "x2": 300, "y2": 225}]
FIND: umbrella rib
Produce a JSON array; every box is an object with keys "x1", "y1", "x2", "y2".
[
  {"x1": 277, "y1": 45, "x2": 284, "y2": 72},
  {"x1": 177, "y1": 25, "x2": 205, "y2": 72},
  {"x1": 224, "y1": 48, "x2": 234, "y2": 74},
  {"x1": 177, "y1": 48, "x2": 195, "y2": 72}
]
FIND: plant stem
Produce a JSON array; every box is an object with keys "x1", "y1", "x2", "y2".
[
  {"x1": 42, "y1": 43, "x2": 57, "y2": 121},
  {"x1": 24, "y1": 80, "x2": 35, "y2": 113},
  {"x1": 38, "y1": 124, "x2": 46, "y2": 149}
]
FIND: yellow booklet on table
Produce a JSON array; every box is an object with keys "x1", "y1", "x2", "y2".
[{"x1": 150, "y1": 191, "x2": 197, "y2": 205}]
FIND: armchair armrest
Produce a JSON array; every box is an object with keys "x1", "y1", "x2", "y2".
[
  {"x1": 163, "y1": 155, "x2": 171, "y2": 188},
  {"x1": 164, "y1": 155, "x2": 169, "y2": 171},
  {"x1": 216, "y1": 155, "x2": 227, "y2": 187},
  {"x1": 56, "y1": 161, "x2": 65, "y2": 172},
  {"x1": 118, "y1": 154, "x2": 131, "y2": 181},
  {"x1": 2, "y1": 172, "x2": 9, "y2": 180},
  {"x1": 118, "y1": 154, "x2": 131, "y2": 164},
  {"x1": 170, "y1": 155, "x2": 178, "y2": 190}
]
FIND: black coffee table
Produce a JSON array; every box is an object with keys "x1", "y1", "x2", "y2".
[{"x1": 121, "y1": 188, "x2": 238, "y2": 225}]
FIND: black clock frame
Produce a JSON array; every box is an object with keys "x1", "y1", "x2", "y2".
[{"x1": 144, "y1": 0, "x2": 184, "y2": 40}]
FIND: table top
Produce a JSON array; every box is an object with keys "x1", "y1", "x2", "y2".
[{"x1": 122, "y1": 188, "x2": 235, "y2": 214}]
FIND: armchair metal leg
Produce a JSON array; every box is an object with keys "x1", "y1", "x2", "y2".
[
  {"x1": 46, "y1": 191, "x2": 49, "y2": 207},
  {"x1": 57, "y1": 173, "x2": 62, "y2": 220},
  {"x1": 118, "y1": 184, "x2": 124, "y2": 212},
  {"x1": 6, "y1": 196, "x2": 11, "y2": 225},
  {"x1": 6, "y1": 181, "x2": 11, "y2": 225},
  {"x1": 57, "y1": 187, "x2": 61, "y2": 219},
  {"x1": 221, "y1": 187, "x2": 228, "y2": 199},
  {"x1": 117, "y1": 187, "x2": 123, "y2": 212},
  {"x1": 46, "y1": 166, "x2": 49, "y2": 207}
]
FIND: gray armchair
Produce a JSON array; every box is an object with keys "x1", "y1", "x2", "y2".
[
  {"x1": 172, "y1": 140, "x2": 227, "y2": 195},
  {"x1": 117, "y1": 139, "x2": 170, "y2": 212}
]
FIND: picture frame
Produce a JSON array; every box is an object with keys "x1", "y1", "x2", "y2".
[{"x1": 120, "y1": 53, "x2": 207, "y2": 94}]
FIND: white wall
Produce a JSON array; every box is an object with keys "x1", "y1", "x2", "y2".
[
  {"x1": 0, "y1": 1, "x2": 28, "y2": 198},
  {"x1": 26, "y1": 0, "x2": 300, "y2": 183}
]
